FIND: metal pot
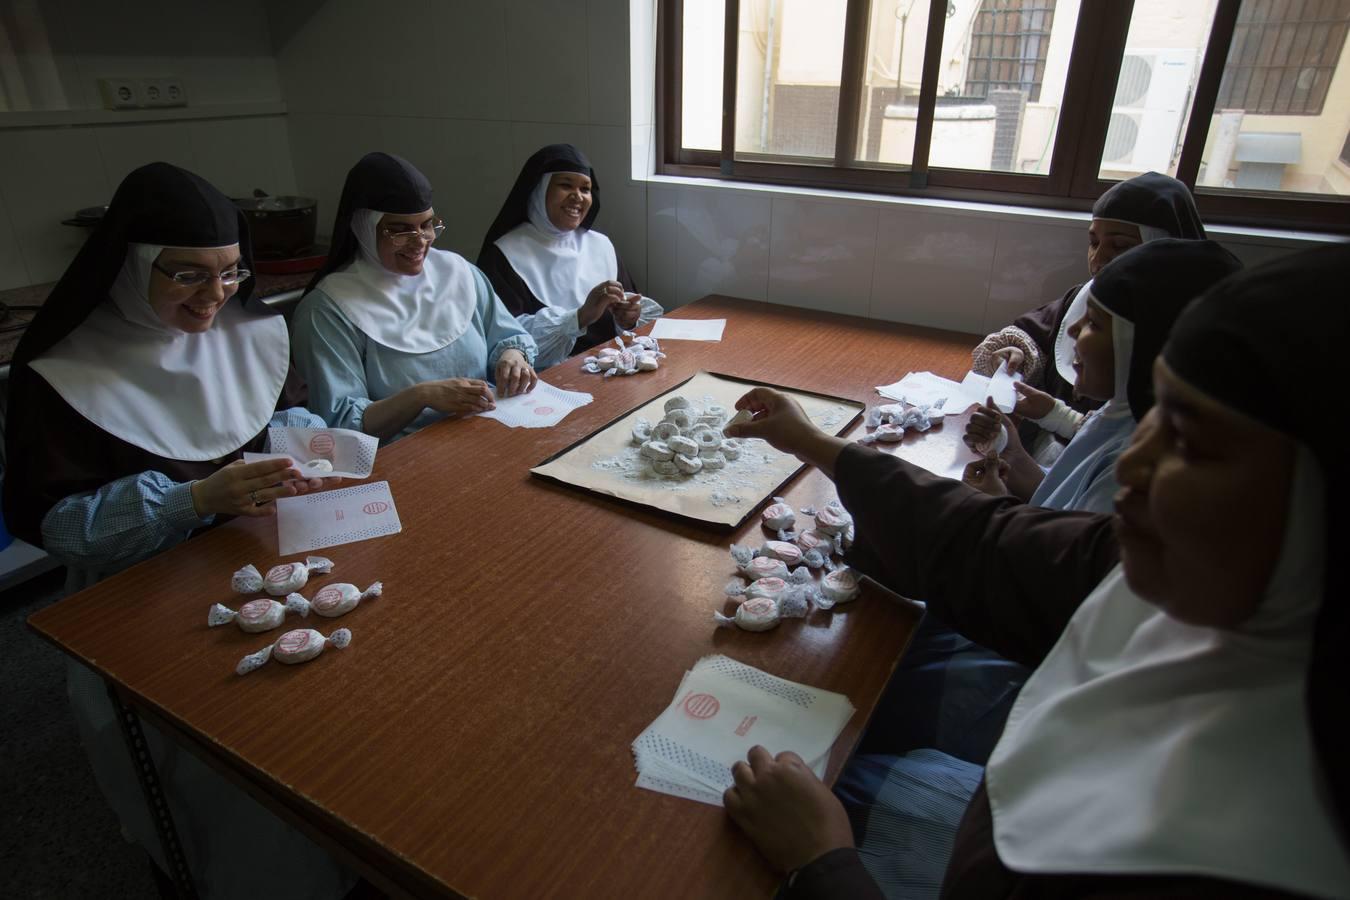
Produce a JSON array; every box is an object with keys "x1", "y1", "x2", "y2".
[{"x1": 233, "y1": 190, "x2": 317, "y2": 259}]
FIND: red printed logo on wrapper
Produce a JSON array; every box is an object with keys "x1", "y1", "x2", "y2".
[
  {"x1": 735, "y1": 715, "x2": 757, "y2": 737},
  {"x1": 239, "y1": 599, "x2": 271, "y2": 621},
  {"x1": 362, "y1": 501, "x2": 389, "y2": 515},
  {"x1": 313, "y1": 585, "x2": 343, "y2": 613},
  {"x1": 682, "y1": 692, "x2": 720, "y2": 720},
  {"x1": 265, "y1": 564, "x2": 294, "y2": 585},
  {"x1": 533, "y1": 406, "x2": 555, "y2": 416},
  {"x1": 308, "y1": 433, "x2": 335, "y2": 458},
  {"x1": 278, "y1": 630, "x2": 311, "y2": 655}
]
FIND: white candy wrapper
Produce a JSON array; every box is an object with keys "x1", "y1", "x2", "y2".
[
  {"x1": 813, "y1": 502, "x2": 853, "y2": 536},
  {"x1": 236, "y1": 627, "x2": 351, "y2": 675},
  {"x1": 231, "y1": 564, "x2": 264, "y2": 594},
  {"x1": 762, "y1": 497, "x2": 796, "y2": 531},
  {"x1": 285, "y1": 582, "x2": 382, "y2": 619},
  {"x1": 818, "y1": 567, "x2": 861, "y2": 609},
  {"x1": 261, "y1": 556, "x2": 333, "y2": 596},
  {"x1": 760, "y1": 540, "x2": 803, "y2": 567},
  {"x1": 242, "y1": 425, "x2": 379, "y2": 479},
  {"x1": 209, "y1": 597, "x2": 307, "y2": 633}
]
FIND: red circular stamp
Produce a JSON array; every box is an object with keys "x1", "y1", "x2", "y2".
[
  {"x1": 313, "y1": 586, "x2": 343, "y2": 612},
  {"x1": 240, "y1": 599, "x2": 271, "y2": 621},
  {"x1": 743, "y1": 597, "x2": 776, "y2": 616},
  {"x1": 308, "y1": 433, "x2": 335, "y2": 457},
  {"x1": 277, "y1": 630, "x2": 311, "y2": 654},
  {"x1": 683, "y1": 692, "x2": 720, "y2": 720},
  {"x1": 265, "y1": 564, "x2": 295, "y2": 584},
  {"x1": 533, "y1": 406, "x2": 555, "y2": 416},
  {"x1": 362, "y1": 500, "x2": 389, "y2": 515}
]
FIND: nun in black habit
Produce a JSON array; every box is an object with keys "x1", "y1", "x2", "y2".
[
  {"x1": 4, "y1": 162, "x2": 337, "y2": 590},
  {"x1": 721, "y1": 242, "x2": 1350, "y2": 899},
  {"x1": 293, "y1": 152, "x2": 537, "y2": 442},
  {"x1": 971, "y1": 172, "x2": 1207, "y2": 416},
  {"x1": 477, "y1": 143, "x2": 662, "y2": 368},
  {"x1": 2, "y1": 163, "x2": 354, "y2": 898}
]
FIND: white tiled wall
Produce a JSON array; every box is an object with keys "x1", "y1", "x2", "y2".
[{"x1": 0, "y1": 0, "x2": 292, "y2": 290}]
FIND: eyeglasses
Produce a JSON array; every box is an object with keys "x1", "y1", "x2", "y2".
[
  {"x1": 379, "y1": 219, "x2": 445, "y2": 247},
  {"x1": 152, "y1": 261, "x2": 252, "y2": 287}
]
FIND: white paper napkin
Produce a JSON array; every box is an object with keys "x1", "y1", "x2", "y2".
[
  {"x1": 649, "y1": 318, "x2": 726, "y2": 341},
  {"x1": 244, "y1": 426, "x2": 379, "y2": 479},
  {"x1": 476, "y1": 381, "x2": 593, "y2": 429},
  {"x1": 275, "y1": 480, "x2": 402, "y2": 555}
]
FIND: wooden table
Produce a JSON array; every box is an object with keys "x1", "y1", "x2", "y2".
[{"x1": 29, "y1": 296, "x2": 980, "y2": 898}]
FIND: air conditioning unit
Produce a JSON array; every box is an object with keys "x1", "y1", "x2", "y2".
[{"x1": 1101, "y1": 49, "x2": 1196, "y2": 174}]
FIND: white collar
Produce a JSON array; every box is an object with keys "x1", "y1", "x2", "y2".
[
  {"x1": 987, "y1": 452, "x2": 1350, "y2": 898},
  {"x1": 315, "y1": 208, "x2": 476, "y2": 353},
  {"x1": 495, "y1": 219, "x2": 617, "y2": 314},
  {"x1": 30, "y1": 243, "x2": 289, "y2": 461}
]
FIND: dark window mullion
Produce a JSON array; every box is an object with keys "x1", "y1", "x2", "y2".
[
  {"x1": 720, "y1": 0, "x2": 740, "y2": 174},
  {"x1": 1176, "y1": 0, "x2": 1243, "y2": 187},
  {"x1": 834, "y1": 0, "x2": 872, "y2": 167},
  {"x1": 908, "y1": 0, "x2": 951, "y2": 187}
]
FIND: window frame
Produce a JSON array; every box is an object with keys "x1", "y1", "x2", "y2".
[{"x1": 656, "y1": 0, "x2": 1350, "y2": 233}]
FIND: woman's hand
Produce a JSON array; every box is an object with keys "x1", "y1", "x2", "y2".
[
  {"x1": 962, "y1": 455, "x2": 1011, "y2": 496},
  {"x1": 494, "y1": 349, "x2": 537, "y2": 398},
  {"x1": 991, "y1": 346, "x2": 1025, "y2": 376},
  {"x1": 190, "y1": 459, "x2": 339, "y2": 518},
  {"x1": 963, "y1": 398, "x2": 1024, "y2": 458},
  {"x1": 726, "y1": 388, "x2": 847, "y2": 477},
  {"x1": 419, "y1": 378, "x2": 496, "y2": 415},
  {"x1": 1012, "y1": 381, "x2": 1054, "y2": 419},
  {"x1": 579, "y1": 279, "x2": 624, "y2": 327},
  {"x1": 723, "y1": 746, "x2": 855, "y2": 873},
  {"x1": 611, "y1": 292, "x2": 642, "y2": 330}
]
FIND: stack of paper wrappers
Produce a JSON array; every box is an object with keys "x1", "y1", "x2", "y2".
[{"x1": 633, "y1": 655, "x2": 854, "y2": 806}]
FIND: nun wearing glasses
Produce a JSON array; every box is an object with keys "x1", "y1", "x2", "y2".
[
  {"x1": 293, "y1": 152, "x2": 538, "y2": 442},
  {"x1": 2, "y1": 163, "x2": 354, "y2": 899},
  {"x1": 3, "y1": 162, "x2": 338, "y2": 593}
]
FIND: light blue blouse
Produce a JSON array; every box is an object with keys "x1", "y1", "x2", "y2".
[
  {"x1": 1029, "y1": 400, "x2": 1135, "y2": 514},
  {"x1": 42, "y1": 406, "x2": 326, "y2": 590},
  {"x1": 291, "y1": 266, "x2": 536, "y2": 442}
]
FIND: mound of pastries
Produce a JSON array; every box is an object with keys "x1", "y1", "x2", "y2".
[{"x1": 631, "y1": 395, "x2": 746, "y2": 478}]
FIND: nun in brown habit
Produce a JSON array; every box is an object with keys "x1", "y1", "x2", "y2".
[
  {"x1": 3, "y1": 163, "x2": 354, "y2": 898},
  {"x1": 721, "y1": 242, "x2": 1350, "y2": 899}
]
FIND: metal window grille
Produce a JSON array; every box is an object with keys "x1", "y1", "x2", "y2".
[
  {"x1": 1215, "y1": 0, "x2": 1350, "y2": 116},
  {"x1": 964, "y1": 0, "x2": 1057, "y2": 103}
]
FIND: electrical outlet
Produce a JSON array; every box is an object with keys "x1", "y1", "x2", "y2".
[
  {"x1": 98, "y1": 78, "x2": 142, "y2": 110},
  {"x1": 141, "y1": 77, "x2": 187, "y2": 108}
]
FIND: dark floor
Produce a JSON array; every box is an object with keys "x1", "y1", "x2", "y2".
[{"x1": 0, "y1": 567, "x2": 160, "y2": 898}]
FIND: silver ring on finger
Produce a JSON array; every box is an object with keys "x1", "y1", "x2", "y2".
[{"x1": 250, "y1": 489, "x2": 263, "y2": 506}]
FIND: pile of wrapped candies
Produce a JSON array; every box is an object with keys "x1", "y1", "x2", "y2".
[
  {"x1": 213, "y1": 556, "x2": 384, "y2": 675},
  {"x1": 631, "y1": 395, "x2": 745, "y2": 478},
  {"x1": 580, "y1": 332, "x2": 665, "y2": 377},
  {"x1": 858, "y1": 401, "x2": 946, "y2": 444},
  {"x1": 715, "y1": 498, "x2": 862, "y2": 631}
]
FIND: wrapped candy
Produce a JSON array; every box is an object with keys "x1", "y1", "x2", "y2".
[
  {"x1": 731, "y1": 547, "x2": 790, "y2": 581},
  {"x1": 285, "y1": 582, "x2": 383, "y2": 619},
  {"x1": 260, "y1": 556, "x2": 333, "y2": 596},
  {"x1": 760, "y1": 540, "x2": 803, "y2": 566},
  {"x1": 235, "y1": 627, "x2": 351, "y2": 675},
  {"x1": 818, "y1": 566, "x2": 861, "y2": 609},
  {"x1": 762, "y1": 497, "x2": 796, "y2": 531},
  {"x1": 209, "y1": 597, "x2": 305, "y2": 633},
  {"x1": 719, "y1": 596, "x2": 781, "y2": 631},
  {"x1": 813, "y1": 502, "x2": 852, "y2": 536}
]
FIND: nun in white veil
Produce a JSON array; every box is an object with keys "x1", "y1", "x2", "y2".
[{"x1": 478, "y1": 143, "x2": 662, "y2": 369}]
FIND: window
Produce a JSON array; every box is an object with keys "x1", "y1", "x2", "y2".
[
  {"x1": 964, "y1": 0, "x2": 1057, "y2": 103},
  {"x1": 1215, "y1": 0, "x2": 1350, "y2": 116},
  {"x1": 660, "y1": 0, "x2": 1350, "y2": 231}
]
